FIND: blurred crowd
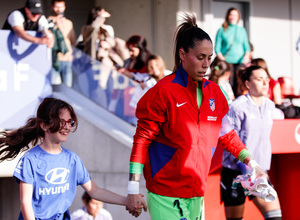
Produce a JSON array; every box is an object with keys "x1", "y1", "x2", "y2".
[{"x1": 2, "y1": 0, "x2": 299, "y2": 119}]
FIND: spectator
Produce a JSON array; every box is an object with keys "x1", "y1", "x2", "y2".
[
  {"x1": 125, "y1": 13, "x2": 268, "y2": 220},
  {"x1": 117, "y1": 35, "x2": 152, "y2": 124},
  {"x1": 251, "y1": 58, "x2": 282, "y2": 105},
  {"x1": 0, "y1": 97, "x2": 143, "y2": 219},
  {"x1": 118, "y1": 35, "x2": 151, "y2": 80},
  {"x1": 129, "y1": 54, "x2": 169, "y2": 109},
  {"x1": 48, "y1": 0, "x2": 76, "y2": 87},
  {"x1": 71, "y1": 192, "x2": 113, "y2": 220},
  {"x1": 80, "y1": 6, "x2": 110, "y2": 60},
  {"x1": 80, "y1": 6, "x2": 128, "y2": 70},
  {"x1": 209, "y1": 58, "x2": 235, "y2": 104},
  {"x1": 146, "y1": 54, "x2": 170, "y2": 81},
  {"x1": 215, "y1": 7, "x2": 251, "y2": 97},
  {"x1": 221, "y1": 65, "x2": 282, "y2": 220},
  {"x1": 2, "y1": 0, "x2": 53, "y2": 48}
]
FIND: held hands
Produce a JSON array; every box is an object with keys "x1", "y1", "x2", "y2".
[{"x1": 126, "y1": 194, "x2": 147, "y2": 218}]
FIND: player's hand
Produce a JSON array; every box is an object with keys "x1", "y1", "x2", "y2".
[
  {"x1": 126, "y1": 194, "x2": 147, "y2": 217},
  {"x1": 248, "y1": 160, "x2": 268, "y2": 183}
]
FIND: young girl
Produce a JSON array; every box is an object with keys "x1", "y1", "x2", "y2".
[
  {"x1": 209, "y1": 59, "x2": 235, "y2": 103},
  {"x1": 0, "y1": 97, "x2": 141, "y2": 219},
  {"x1": 129, "y1": 54, "x2": 168, "y2": 110}
]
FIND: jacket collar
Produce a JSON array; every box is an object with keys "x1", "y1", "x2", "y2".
[
  {"x1": 172, "y1": 64, "x2": 189, "y2": 87},
  {"x1": 172, "y1": 64, "x2": 211, "y2": 89}
]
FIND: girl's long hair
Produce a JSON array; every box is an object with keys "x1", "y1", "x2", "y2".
[
  {"x1": 126, "y1": 35, "x2": 151, "y2": 71},
  {"x1": 209, "y1": 59, "x2": 231, "y2": 83},
  {"x1": 146, "y1": 54, "x2": 166, "y2": 81},
  {"x1": 173, "y1": 13, "x2": 212, "y2": 72},
  {"x1": 0, "y1": 98, "x2": 78, "y2": 162}
]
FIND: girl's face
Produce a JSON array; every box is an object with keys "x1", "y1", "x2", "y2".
[
  {"x1": 228, "y1": 10, "x2": 239, "y2": 25},
  {"x1": 148, "y1": 59, "x2": 162, "y2": 77},
  {"x1": 180, "y1": 39, "x2": 213, "y2": 82},
  {"x1": 46, "y1": 108, "x2": 74, "y2": 144},
  {"x1": 245, "y1": 69, "x2": 270, "y2": 97},
  {"x1": 128, "y1": 45, "x2": 140, "y2": 59}
]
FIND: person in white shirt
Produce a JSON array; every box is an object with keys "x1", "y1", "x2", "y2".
[
  {"x1": 71, "y1": 192, "x2": 113, "y2": 220},
  {"x1": 2, "y1": 0, "x2": 53, "y2": 47}
]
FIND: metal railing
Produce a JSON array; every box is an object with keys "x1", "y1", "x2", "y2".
[{"x1": 71, "y1": 47, "x2": 138, "y2": 125}]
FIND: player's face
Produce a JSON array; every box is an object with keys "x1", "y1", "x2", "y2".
[
  {"x1": 85, "y1": 199, "x2": 103, "y2": 217},
  {"x1": 180, "y1": 39, "x2": 213, "y2": 82},
  {"x1": 246, "y1": 69, "x2": 270, "y2": 97},
  {"x1": 52, "y1": 1, "x2": 66, "y2": 16}
]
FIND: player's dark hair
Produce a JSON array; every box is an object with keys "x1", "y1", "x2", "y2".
[
  {"x1": 173, "y1": 13, "x2": 212, "y2": 72},
  {"x1": 240, "y1": 65, "x2": 262, "y2": 83},
  {"x1": 0, "y1": 98, "x2": 78, "y2": 162}
]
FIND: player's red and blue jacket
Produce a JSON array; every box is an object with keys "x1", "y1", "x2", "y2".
[{"x1": 130, "y1": 64, "x2": 246, "y2": 198}]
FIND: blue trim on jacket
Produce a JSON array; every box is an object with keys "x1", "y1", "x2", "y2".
[
  {"x1": 172, "y1": 65, "x2": 188, "y2": 87},
  {"x1": 172, "y1": 64, "x2": 211, "y2": 88},
  {"x1": 149, "y1": 141, "x2": 177, "y2": 178}
]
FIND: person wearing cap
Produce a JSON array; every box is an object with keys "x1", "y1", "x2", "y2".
[
  {"x1": 48, "y1": 0, "x2": 76, "y2": 87},
  {"x1": 2, "y1": 0, "x2": 54, "y2": 48}
]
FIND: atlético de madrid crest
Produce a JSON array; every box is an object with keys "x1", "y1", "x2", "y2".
[{"x1": 209, "y1": 98, "x2": 215, "y2": 111}]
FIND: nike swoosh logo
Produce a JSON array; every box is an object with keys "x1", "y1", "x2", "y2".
[{"x1": 176, "y1": 102, "x2": 187, "y2": 107}]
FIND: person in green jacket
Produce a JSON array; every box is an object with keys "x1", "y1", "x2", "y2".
[{"x1": 215, "y1": 7, "x2": 251, "y2": 97}]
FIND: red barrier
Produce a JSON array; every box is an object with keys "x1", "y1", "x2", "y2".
[{"x1": 206, "y1": 119, "x2": 300, "y2": 220}]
